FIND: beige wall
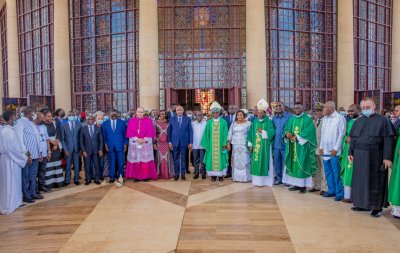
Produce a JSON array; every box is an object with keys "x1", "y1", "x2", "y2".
[
  {"x1": 337, "y1": 0, "x2": 355, "y2": 109},
  {"x1": 138, "y1": 0, "x2": 159, "y2": 110},
  {"x1": 5, "y1": 0, "x2": 19, "y2": 98},
  {"x1": 392, "y1": 0, "x2": 400, "y2": 92},
  {"x1": 246, "y1": 0, "x2": 267, "y2": 107},
  {"x1": 53, "y1": 0, "x2": 71, "y2": 110}
]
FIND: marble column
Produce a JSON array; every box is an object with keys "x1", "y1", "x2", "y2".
[
  {"x1": 337, "y1": 0, "x2": 355, "y2": 108},
  {"x1": 5, "y1": 0, "x2": 20, "y2": 98},
  {"x1": 391, "y1": 0, "x2": 400, "y2": 91},
  {"x1": 53, "y1": 0, "x2": 72, "y2": 110},
  {"x1": 246, "y1": 0, "x2": 267, "y2": 107},
  {"x1": 138, "y1": 0, "x2": 159, "y2": 110}
]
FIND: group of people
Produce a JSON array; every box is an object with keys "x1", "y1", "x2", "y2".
[{"x1": 0, "y1": 97, "x2": 399, "y2": 220}]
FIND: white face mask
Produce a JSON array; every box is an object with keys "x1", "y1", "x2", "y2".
[{"x1": 32, "y1": 113, "x2": 37, "y2": 121}]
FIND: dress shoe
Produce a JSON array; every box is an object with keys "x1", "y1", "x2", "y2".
[
  {"x1": 193, "y1": 175, "x2": 199, "y2": 179},
  {"x1": 39, "y1": 187, "x2": 52, "y2": 193},
  {"x1": 23, "y1": 198, "x2": 35, "y2": 203},
  {"x1": 144, "y1": 179, "x2": 150, "y2": 182},
  {"x1": 371, "y1": 210, "x2": 382, "y2": 218},
  {"x1": 308, "y1": 188, "x2": 319, "y2": 192},
  {"x1": 109, "y1": 179, "x2": 115, "y2": 184},
  {"x1": 211, "y1": 176, "x2": 217, "y2": 182},
  {"x1": 186, "y1": 169, "x2": 191, "y2": 174},
  {"x1": 342, "y1": 199, "x2": 352, "y2": 203},
  {"x1": 100, "y1": 177, "x2": 104, "y2": 181},
  {"x1": 74, "y1": 181, "x2": 80, "y2": 186},
  {"x1": 134, "y1": 179, "x2": 140, "y2": 182},
  {"x1": 174, "y1": 176, "x2": 179, "y2": 181},
  {"x1": 218, "y1": 177, "x2": 223, "y2": 182},
  {"x1": 224, "y1": 174, "x2": 232, "y2": 179},
  {"x1": 320, "y1": 191, "x2": 326, "y2": 196},
  {"x1": 334, "y1": 197, "x2": 344, "y2": 201},
  {"x1": 181, "y1": 176, "x2": 186, "y2": 181},
  {"x1": 85, "y1": 181, "x2": 91, "y2": 186},
  {"x1": 64, "y1": 182, "x2": 70, "y2": 187},
  {"x1": 351, "y1": 207, "x2": 370, "y2": 212},
  {"x1": 288, "y1": 186, "x2": 300, "y2": 191},
  {"x1": 202, "y1": 175, "x2": 206, "y2": 180},
  {"x1": 299, "y1": 187, "x2": 306, "y2": 194},
  {"x1": 33, "y1": 194, "x2": 44, "y2": 200},
  {"x1": 94, "y1": 180, "x2": 101, "y2": 185},
  {"x1": 273, "y1": 181, "x2": 283, "y2": 186},
  {"x1": 323, "y1": 193, "x2": 335, "y2": 198},
  {"x1": 284, "y1": 184, "x2": 291, "y2": 188}
]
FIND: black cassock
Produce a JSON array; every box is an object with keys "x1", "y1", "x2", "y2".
[{"x1": 349, "y1": 113, "x2": 396, "y2": 211}]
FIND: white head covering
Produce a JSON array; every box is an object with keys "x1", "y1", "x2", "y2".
[
  {"x1": 240, "y1": 108, "x2": 248, "y2": 115},
  {"x1": 210, "y1": 101, "x2": 222, "y2": 112},
  {"x1": 257, "y1": 99, "x2": 269, "y2": 112}
]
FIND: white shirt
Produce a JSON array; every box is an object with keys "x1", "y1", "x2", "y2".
[
  {"x1": 37, "y1": 124, "x2": 49, "y2": 157},
  {"x1": 319, "y1": 111, "x2": 346, "y2": 156},
  {"x1": 191, "y1": 121, "x2": 207, "y2": 149}
]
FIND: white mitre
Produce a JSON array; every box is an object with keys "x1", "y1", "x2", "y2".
[
  {"x1": 210, "y1": 101, "x2": 222, "y2": 112},
  {"x1": 257, "y1": 99, "x2": 269, "y2": 112}
]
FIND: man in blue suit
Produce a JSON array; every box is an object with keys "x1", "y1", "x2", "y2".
[
  {"x1": 102, "y1": 109, "x2": 128, "y2": 183},
  {"x1": 222, "y1": 104, "x2": 237, "y2": 178},
  {"x1": 61, "y1": 111, "x2": 82, "y2": 186},
  {"x1": 168, "y1": 105, "x2": 193, "y2": 181}
]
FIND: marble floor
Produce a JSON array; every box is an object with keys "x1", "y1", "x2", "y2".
[{"x1": 0, "y1": 171, "x2": 399, "y2": 253}]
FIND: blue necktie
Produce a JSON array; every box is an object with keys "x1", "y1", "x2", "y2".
[
  {"x1": 112, "y1": 120, "x2": 116, "y2": 131},
  {"x1": 178, "y1": 117, "x2": 182, "y2": 128}
]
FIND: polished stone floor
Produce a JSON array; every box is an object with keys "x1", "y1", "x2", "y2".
[{"x1": 0, "y1": 170, "x2": 399, "y2": 253}]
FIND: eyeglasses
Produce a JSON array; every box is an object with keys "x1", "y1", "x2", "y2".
[{"x1": 347, "y1": 110, "x2": 354, "y2": 113}]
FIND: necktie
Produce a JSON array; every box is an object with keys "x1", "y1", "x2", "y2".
[
  {"x1": 90, "y1": 126, "x2": 94, "y2": 137},
  {"x1": 178, "y1": 117, "x2": 182, "y2": 128},
  {"x1": 317, "y1": 119, "x2": 321, "y2": 127},
  {"x1": 231, "y1": 115, "x2": 234, "y2": 123},
  {"x1": 112, "y1": 120, "x2": 116, "y2": 131}
]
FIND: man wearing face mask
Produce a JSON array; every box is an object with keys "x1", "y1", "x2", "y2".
[
  {"x1": 15, "y1": 106, "x2": 43, "y2": 203},
  {"x1": 0, "y1": 110, "x2": 28, "y2": 214},
  {"x1": 61, "y1": 111, "x2": 82, "y2": 186},
  {"x1": 54, "y1": 108, "x2": 66, "y2": 129},
  {"x1": 349, "y1": 98, "x2": 396, "y2": 217}
]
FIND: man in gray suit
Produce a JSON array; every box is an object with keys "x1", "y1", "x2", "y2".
[
  {"x1": 61, "y1": 111, "x2": 82, "y2": 186},
  {"x1": 80, "y1": 114, "x2": 103, "y2": 185}
]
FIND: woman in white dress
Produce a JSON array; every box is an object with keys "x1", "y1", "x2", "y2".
[{"x1": 227, "y1": 110, "x2": 252, "y2": 182}]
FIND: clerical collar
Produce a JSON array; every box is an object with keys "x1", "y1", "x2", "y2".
[
  {"x1": 295, "y1": 113, "x2": 304, "y2": 118},
  {"x1": 213, "y1": 117, "x2": 220, "y2": 122},
  {"x1": 258, "y1": 117, "x2": 265, "y2": 122}
]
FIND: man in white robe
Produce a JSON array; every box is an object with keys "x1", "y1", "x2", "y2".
[{"x1": 0, "y1": 110, "x2": 28, "y2": 215}]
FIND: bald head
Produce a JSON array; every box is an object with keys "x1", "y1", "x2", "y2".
[{"x1": 323, "y1": 101, "x2": 336, "y2": 116}]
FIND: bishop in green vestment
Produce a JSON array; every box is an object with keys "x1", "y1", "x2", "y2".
[
  {"x1": 201, "y1": 101, "x2": 229, "y2": 181},
  {"x1": 283, "y1": 102, "x2": 318, "y2": 193},
  {"x1": 339, "y1": 104, "x2": 360, "y2": 202},
  {"x1": 389, "y1": 126, "x2": 400, "y2": 218},
  {"x1": 247, "y1": 99, "x2": 276, "y2": 186}
]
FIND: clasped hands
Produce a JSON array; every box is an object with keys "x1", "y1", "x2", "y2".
[{"x1": 285, "y1": 132, "x2": 297, "y2": 142}]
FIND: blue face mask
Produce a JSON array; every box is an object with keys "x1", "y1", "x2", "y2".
[
  {"x1": 97, "y1": 120, "x2": 104, "y2": 125},
  {"x1": 104, "y1": 116, "x2": 110, "y2": 121},
  {"x1": 68, "y1": 116, "x2": 75, "y2": 122},
  {"x1": 339, "y1": 111, "x2": 346, "y2": 116},
  {"x1": 74, "y1": 116, "x2": 78, "y2": 121},
  {"x1": 362, "y1": 109, "x2": 374, "y2": 117},
  {"x1": 248, "y1": 113, "x2": 254, "y2": 118}
]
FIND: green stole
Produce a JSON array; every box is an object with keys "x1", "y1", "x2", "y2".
[
  {"x1": 284, "y1": 113, "x2": 318, "y2": 178},
  {"x1": 247, "y1": 117, "x2": 275, "y2": 176},
  {"x1": 388, "y1": 130, "x2": 400, "y2": 206},
  {"x1": 201, "y1": 118, "x2": 228, "y2": 172},
  {"x1": 339, "y1": 118, "x2": 355, "y2": 187}
]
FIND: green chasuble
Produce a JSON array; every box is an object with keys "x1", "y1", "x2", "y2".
[
  {"x1": 201, "y1": 118, "x2": 228, "y2": 172},
  {"x1": 247, "y1": 117, "x2": 275, "y2": 176},
  {"x1": 388, "y1": 135, "x2": 400, "y2": 206},
  {"x1": 284, "y1": 113, "x2": 318, "y2": 178},
  {"x1": 339, "y1": 118, "x2": 355, "y2": 187}
]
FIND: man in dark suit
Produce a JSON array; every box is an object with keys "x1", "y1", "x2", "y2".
[
  {"x1": 80, "y1": 114, "x2": 103, "y2": 185},
  {"x1": 222, "y1": 104, "x2": 237, "y2": 178},
  {"x1": 61, "y1": 111, "x2": 82, "y2": 186},
  {"x1": 393, "y1": 105, "x2": 400, "y2": 131},
  {"x1": 166, "y1": 104, "x2": 177, "y2": 121},
  {"x1": 168, "y1": 105, "x2": 193, "y2": 181},
  {"x1": 102, "y1": 109, "x2": 128, "y2": 183}
]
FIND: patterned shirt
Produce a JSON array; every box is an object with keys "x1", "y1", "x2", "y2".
[{"x1": 15, "y1": 117, "x2": 40, "y2": 159}]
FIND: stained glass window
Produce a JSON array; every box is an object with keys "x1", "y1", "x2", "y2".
[
  {"x1": 265, "y1": 0, "x2": 337, "y2": 110},
  {"x1": 17, "y1": 0, "x2": 54, "y2": 97},
  {"x1": 70, "y1": 0, "x2": 139, "y2": 113},
  {"x1": 0, "y1": 4, "x2": 8, "y2": 97},
  {"x1": 354, "y1": 0, "x2": 392, "y2": 91},
  {"x1": 158, "y1": 0, "x2": 246, "y2": 109}
]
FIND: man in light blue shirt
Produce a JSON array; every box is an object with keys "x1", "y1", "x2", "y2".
[
  {"x1": 272, "y1": 102, "x2": 292, "y2": 185},
  {"x1": 191, "y1": 112, "x2": 207, "y2": 179}
]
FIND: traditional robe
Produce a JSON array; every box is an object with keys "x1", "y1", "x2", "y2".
[
  {"x1": 349, "y1": 113, "x2": 395, "y2": 211},
  {"x1": 201, "y1": 118, "x2": 228, "y2": 177},
  {"x1": 283, "y1": 113, "x2": 318, "y2": 187},
  {"x1": 247, "y1": 117, "x2": 276, "y2": 186},
  {"x1": 339, "y1": 118, "x2": 356, "y2": 199},
  {"x1": 388, "y1": 133, "x2": 400, "y2": 217},
  {"x1": 0, "y1": 125, "x2": 27, "y2": 215}
]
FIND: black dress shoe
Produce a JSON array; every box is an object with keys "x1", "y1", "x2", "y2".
[
  {"x1": 320, "y1": 191, "x2": 326, "y2": 196},
  {"x1": 74, "y1": 181, "x2": 80, "y2": 186},
  {"x1": 371, "y1": 210, "x2": 382, "y2": 218},
  {"x1": 39, "y1": 187, "x2": 52, "y2": 193},
  {"x1": 218, "y1": 177, "x2": 223, "y2": 182},
  {"x1": 289, "y1": 186, "x2": 300, "y2": 191},
  {"x1": 94, "y1": 180, "x2": 101, "y2": 185},
  {"x1": 274, "y1": 181, "x2": 283, "y2": 186},
  {"x1": 211, "y1": 176, "x2": 217, "y2": 182},
  {"x1": 186, "y1": 169, "x2": 191, "y2": 174},
  {"x1": 64, "y1": 182, "x2": 70, "y2": 187},
  {"x1": 193, "y1": 175, "x2": 199, "y2": 179},
  {"x1": 85, "y1": 181, "x2": 91, "y2": 185},
  {"x1": 224, "y1": 175, "x2": 232, "y2": 179},
  {"x1": 202, "y1": 175, "x2": 206, "y2": 179},
  {"x1": 100, "y1": 177, "x2": 104, "y2": 181},
  {"x1": 299, "y1": 187, "x2": 306, "y2": 194},
  {"x1": 23, "y1": 198, "x2": 35, "y2": 203},
  {"x1": 351, "y1": 207, "x2": 370, "y2": 212},
  {"x1": 181, "y1": 176, "x2": 186, "y2": 181},
  {"x1": 174, "y1": 176, "x2": 179, "y2": 181},
  {"x1": 109, "y1": 179, "x2": 115, "y2": 183},
  {"x1": 309, "y1": 188, "x2": 319, "y2": 192},
  {"x1": 33, "y1": 194, "x2": 44, "y2": 200}
]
